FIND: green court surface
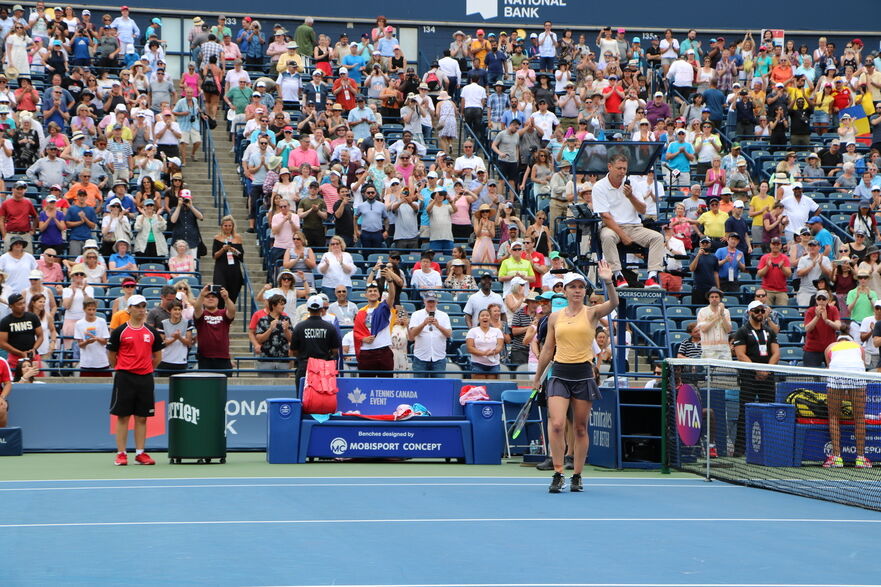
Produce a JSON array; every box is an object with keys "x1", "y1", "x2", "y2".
[{"x1": 3, "y1": 452, "x2": 693, "y2": 481}]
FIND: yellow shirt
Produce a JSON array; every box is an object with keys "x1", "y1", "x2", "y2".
[
  {"x1": 276, "y1": 52, "x2": 305, "y2": 74},
  {"x1": 553, "y1": 306, "x2": 595, "y2": 363},
  {"x1": 787, "y1": 86, "x2": 812, "y2": 108},
  {"x1": 697, "y1": 210, "x2": 729, "y2": 238},
  {"x1": 749, "y1": 194, "x2": 776, "y2": 226},
  {"x1": 497, "y1": 257, "x2": 534, "y2": 282}
]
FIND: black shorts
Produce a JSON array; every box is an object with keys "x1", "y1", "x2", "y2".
[
  {"x1": 109, "y1": 370, "x2": 155, "y2": 417},
  {"x1": 547, "y1": 362, "x2": 602, "y2": 402}
]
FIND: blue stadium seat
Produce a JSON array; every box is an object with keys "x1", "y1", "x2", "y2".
[
  {"x1": 139, "y1": 275, "x2": 167, "y2": 286},
  {"x1": 779, "y1": 346, "x2": 804, "y2": 365}
]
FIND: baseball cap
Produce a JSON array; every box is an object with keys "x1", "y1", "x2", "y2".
[
  {"x1": 815, "y1": 290, "x2": 830, "y2": 300},
  {"x1": 306, "y1": 295, "x2": 323, "y2": 310},
  {"x1": 549, "y1": 251, "x2": 561, "y2": 259},
  {"x1": 562, "y1": 272, "x2": 587, "y2": 287},
  {"x1": 422, "y1": 291, "x2": 438, "y2": 301},
  {"x1": 127, "y1": 294, "x2": 147, "y2": 307},
  {"x1": 808, "y1": 216, "x2": 823, "y2": 224},
  {"x1": 6, "y1": 293, "x2": 23, "y2": 306},
  {"x1": 747, "y1": 300, "x2": 766, "y2": 311},
  {"x1": 733, "y1": 201, "x2": 744, "y2": 208},
  {"x1": 873, "y1": 299, "x2": 881, "y2": 308},
  {"x1": 180, "y1": 189, "x2": 192, "y2": 199}
]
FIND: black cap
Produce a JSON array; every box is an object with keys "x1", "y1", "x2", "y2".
[
  {"x1": 480, "y1": 272, "x2": 494, "y2": 279},
  {"x1": 7, "y1": 293, "x2": 23, "y2": 306}
]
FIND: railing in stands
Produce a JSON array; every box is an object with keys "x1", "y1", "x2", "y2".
[{"x1": 201, "y1": 119, "x2": 256, "y2": 331}]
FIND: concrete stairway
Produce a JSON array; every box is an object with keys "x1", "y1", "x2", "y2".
[{"x1": 178, "y1": 121, "x2": 275, "y2": 380}]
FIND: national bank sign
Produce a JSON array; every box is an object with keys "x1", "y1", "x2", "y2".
[{"x1": 466, "y1": 0, "x2": 568, "y2": 20}]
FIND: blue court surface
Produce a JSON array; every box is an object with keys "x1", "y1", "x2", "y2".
[{"x1": 2, "y1": 474, "x2": 881, "y2": 586}]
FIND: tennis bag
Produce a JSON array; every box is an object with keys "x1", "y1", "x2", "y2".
[
  {"x1": 785, "y1": 388, "x2": 853, "y2": 419},
  {"x1": 302, "y1": 358, "x2": 339, "y2": 415}
]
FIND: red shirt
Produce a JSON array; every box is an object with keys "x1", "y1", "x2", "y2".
[
  {"x1": 804, "y1": 304, "x2": 840, "y2": 352},
  {"x1": 832, "y1": 88, "x2": 852, "y2": 111},
  {"x1": 0, "y1": 197, "x2": 37, "y2": 232},
  {"x1": 0, "y1": 357, "x2": 11, "y2": 383},
  {"x1": 602, "y1": 85, "x2": 624, "y2": 114},
  {"x1": 249, "y1": 308, "x2": 268, "y2": 330},
  {"x1": 195, "y1": 309, "x2": 233, "y2": 359},
  {"x1": 332, "y1": 78, "x2": 358, "y2": 111},
  {"x1": 528, "y1": 251, "x2": 546, "y2": 288},
  {"x1": 758, "y1": 253, "x2": 791, "y2": 293},
  {"x1": 107, "y1": 323, "x2": 162, "y2": 374}
]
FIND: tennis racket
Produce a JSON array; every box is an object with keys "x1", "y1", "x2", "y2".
[{"x1": 509, "y1": 385, "x2": 541, "y2": 440}]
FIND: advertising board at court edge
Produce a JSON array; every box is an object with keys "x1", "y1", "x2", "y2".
[{"x1": 467, "y1": 0, "x2": 567, "y2": 20}]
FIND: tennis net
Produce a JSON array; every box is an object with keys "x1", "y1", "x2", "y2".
[{"x1": 663, "y1": 358, "x2": 881, "y2": 511}]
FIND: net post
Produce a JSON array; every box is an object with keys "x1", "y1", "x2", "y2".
[
  {"x1": 660, "y1": 360, "x2": 670, "y2": 475},
  {"x1": 704, "y1": 365, "x2": 712, "y2": 482}
]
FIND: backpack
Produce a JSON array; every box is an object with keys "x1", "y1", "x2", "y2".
[
  {"x1": 785, "y1": 388, "x2": 853, "y2": 419},
  {"x1": 425, "y1": 71, "x2": 441, "y2": 91}
]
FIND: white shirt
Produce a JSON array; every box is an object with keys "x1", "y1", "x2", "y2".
[
  {"x1": 318, "y1": 252, "x2": 354, "y2": 289},
  {"x1": 0, "y1": 138, "x2": 12, "y2": 177},
  {"x1": 460, "y1": 83, "x2": 487, "y2": 109},
  {"x1": 592, "y1": 174, "x2": 643, "y2": 225},
  {"x1": 73, "y1": 316, "x2": 110, "y2": 368},
  {"x1": 0, "y1": 253, "x2": 37, "y2": 294},
  {"x1": 660, "y1": 38, "x2": 679, "y2": 58},
  {"x1": 463, "y1": 290, "x2": 504, "y2": 323},
  {"x1": 410, "y1": 308, "x2": 451, "y2": 362},
  {"x1": 153, "y1": 120, "x2": 181, "y2": 146},
  {"x1": 411, "y1": 269, "x2": 443, "y2": 290},
  {"x1": 530, "y1": 110, "x2": 559, "y2": 140},
  {"x1": 538, "y1": 31, "x2": 557, "y2": 57},
  {"x1": 453, "y1": 154, "x2": 486, "y2": 173},
  {"x1": 637, "y1": 178, "x2": 665, "y2": 217},
  {"x1": 667, "y1": 59, "x2": 694, "y2": 87},
  {"x1": 466, "y1": 326, "x2": 504, "y2": 366},
  {"x1": 780, "y1": 194, "x2": 817, "y2": 235},
  {"x1": 861, "y1": 316, "x2": 879, "y2": 356},
  {"x1": 328, "y1": 300, "x2": 358, "y2": 326},
  {"x1": 438, "y1": 56, "x2": 461, "y2": 82}
]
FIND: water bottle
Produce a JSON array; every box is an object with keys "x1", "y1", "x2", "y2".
[{"x1": 529, "y1": 440, "x2": 539, "y2": 455}]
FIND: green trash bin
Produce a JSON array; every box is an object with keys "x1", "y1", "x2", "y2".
[{"x1": 167, "y1": 373, "x2": 227, "y2": 464}]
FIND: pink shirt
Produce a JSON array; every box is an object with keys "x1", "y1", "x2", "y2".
[
  {"x1": 395, "y1": 163, "x2": 414, "y2": 183},
  {"x1": 37, "y1": 258, "x2": 63, "y2": 284},
  {"x1": 288, "y1": 147, "x2": 319, "y2": 169},
  {"x1": 451, "y1": 192, "x2": 471, "y2": 225},
  {"x1": 319, "y1": 183, "x2": 340, "y2": 212},
  {"x1": 271, "y1": 212, "x2": 299, "y2": 250}
]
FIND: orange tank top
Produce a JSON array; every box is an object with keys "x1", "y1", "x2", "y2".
[{"x1": 553, "y1": 305, "x2": 595, "y2": 364}]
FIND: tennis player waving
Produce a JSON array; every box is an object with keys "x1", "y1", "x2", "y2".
[{"x1": 533, "y1": 261, "x2": 619, "y2": 493}]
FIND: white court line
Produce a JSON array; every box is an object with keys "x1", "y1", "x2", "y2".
[
  {"x1": 264, "y1": 584, "x2": 881, "y2": 587},
  {"x1": 3, "y1": 517, "x2": 881, "y2": 529},
  {"x1": 0, "y1": 475, "x2": 703, "y2": 484},
  {"x1": 273, "y1": 584, "x2": 881, "y2": 587},
  {"x1": 0, "y1": 482, "x2": 737, "y2": 492}
]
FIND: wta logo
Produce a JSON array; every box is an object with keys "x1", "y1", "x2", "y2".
[{"x1": 676, "y1": 384, "x2": 702, "y2": 446}]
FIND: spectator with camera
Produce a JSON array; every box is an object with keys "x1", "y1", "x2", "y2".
[
  {"x1": 408, "y1": 291, "x2": 451, "y2": 378},
  {"x1": 193, "y1": 284, "x2": 235, "y2": 374},
  {"x1": 756, "y1": 237, "x2": 792, "y2": 306}
]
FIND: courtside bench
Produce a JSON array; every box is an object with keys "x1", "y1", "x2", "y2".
[{"x1": 267, "y1": 378, "x2": 506, "y2": 464}]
